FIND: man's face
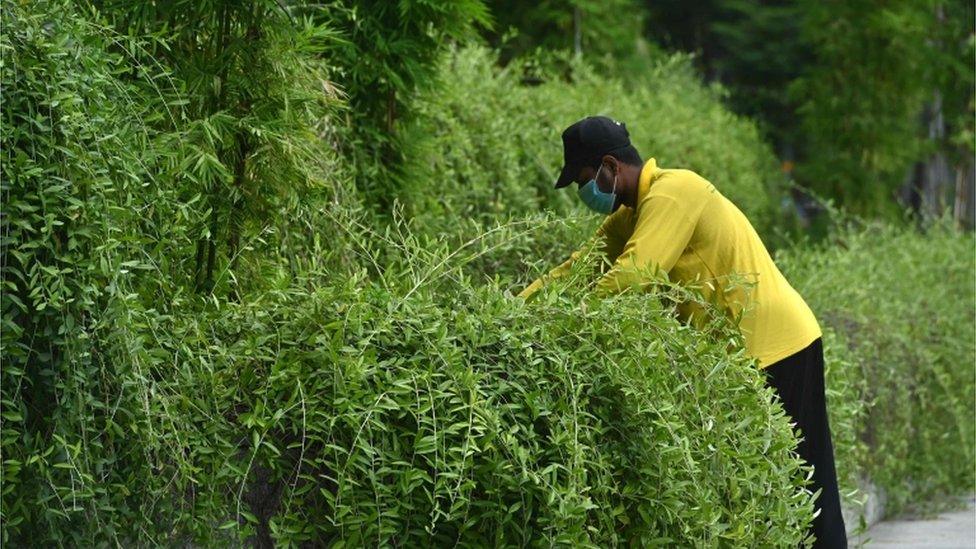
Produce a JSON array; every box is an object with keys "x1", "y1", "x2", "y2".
[{"x1": 576, "y1": 158, "x2": 616, "y2": 193}]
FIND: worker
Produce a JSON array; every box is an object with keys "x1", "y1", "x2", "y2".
[{"x1": 519, "y1": 116, "x2": 847, "y2": 548}]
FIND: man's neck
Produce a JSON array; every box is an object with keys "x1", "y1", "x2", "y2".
[{"x1": 620, "y1": 163, "x2": 643, "y2": 210}]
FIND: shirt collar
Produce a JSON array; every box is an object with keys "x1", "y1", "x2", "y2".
[{"x1": 636, "y1": 157, "x2": 658, "y2": 205}]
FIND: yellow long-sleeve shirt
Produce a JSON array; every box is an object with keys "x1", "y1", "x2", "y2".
[{"x1": 519, "y1": 158, "x2": 821, "y2": 369}]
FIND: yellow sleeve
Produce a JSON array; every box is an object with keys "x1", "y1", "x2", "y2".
[
  {"x1": 516, "y1": 251, "x2": 579, "y2": 299},
  {"x1": 595, "y1": 195, "x2": 697, "y2": 295},
  {"x1": 517, "y1": 210, "x2": 632, "y2": 300}
]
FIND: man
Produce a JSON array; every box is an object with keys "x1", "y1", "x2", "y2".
[{"x1": 519, "y1": 116, "x2": 847, "y2": 548}]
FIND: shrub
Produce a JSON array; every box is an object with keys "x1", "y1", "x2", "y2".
[
  {"x1": 778, "y1": 218, "x2": 976, "y2": 519},
  {"x1": 0, "y1": 2, "x2": 187, "y2": 544},
  {"x1": 0, "y1": 2, "x2": 352, "y2": 543},
  {"x1": 22, "y1": 223, "x2": 817, "y2": 546}
]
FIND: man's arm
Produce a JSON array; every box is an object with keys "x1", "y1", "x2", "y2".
[
  {"x1": 518, "y1": 209, "x2": 631, "y2": 300},
  {"x1": 594, "y1": 194, "x2": 698, "y2": 295},
  {"x1": 516, "y1": 250, "x2": 581, "y2": 299}
]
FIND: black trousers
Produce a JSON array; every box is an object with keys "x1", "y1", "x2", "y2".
[{"x1": 763, "y1": 337, "x2": 848, "y2": 548}]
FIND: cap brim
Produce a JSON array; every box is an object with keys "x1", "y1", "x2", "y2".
[{"x1": 554, "y1": 163, "x2": 578, "y2": 189}]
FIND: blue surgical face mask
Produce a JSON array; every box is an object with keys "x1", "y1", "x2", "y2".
[{"x1": 577, "y1": 164, "x2": 617, "y2": 214}]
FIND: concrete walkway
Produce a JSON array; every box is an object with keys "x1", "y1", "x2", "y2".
[{"x1": 857, "y1": 494, "x2": 975, "y2": 548}]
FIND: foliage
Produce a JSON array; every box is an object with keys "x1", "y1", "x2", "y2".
[
  {"x1": 299, "y1": 0, "x2": 493, "y2": 215},
  {"x1": 642, "y1": 0, "x2": 974, "y2": 220},
  {"x1": 3, "y1": 198, "x2": 824, "y2": 545},
  {"x1": 0, "y1": 1, "x2": 358, "y2": 543},
  {"x1": 777, "y1": 217, "x2": 976, "y2": 518},
  {"x1": 790, "y1": 0, "x2": 932, "y2": 217},
  {"x1": 933, "y1": 1, "x2": 976, "y2": 161},
  {"x1": 484, "y1": 0, "x2": 647, "y2": 63},
  {"x1": 643, "y1": 0, "x2": 811, "y2": 152},
  {"x1": 96, "y1": 0, "x2": 345, "y2": 295},
  {"x1": 2, "y1": 0, "x2": 973, "y2": 546},
  {"x1": 0, "y1": 6, "x2": 815, "y2": 544},
  {"x1": 178, "y1": 235, "x2": 826, "y2": 545},
  {"x1": 0, "y1": 1, "x2": 187, "y2": 543}
]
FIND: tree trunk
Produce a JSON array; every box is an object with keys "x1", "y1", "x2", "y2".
[
  {"x1": 203, "y1": 212, "x2": 220, "y2": 294},
  {"x1": 227, "y1": 134, "x2": 249, "y2": 302},
  {"x1": 897, "y1": 91, "x2": 953, "y2": 222},
  {"x1": 921, "y1": 91, "x2": 952, "y2": 217},
  {"x1": 954, "y1": 160, "x2": 975, "y2": 230},
  {"x1": 573, "y1": 6, "x2": 582, "y2": 58}
]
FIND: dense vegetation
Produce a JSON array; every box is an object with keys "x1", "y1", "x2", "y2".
[
  {"x1": 778, "y1": 220, "x2": 976, "y2": 520},
  {"x1": 2, "y1": 0, "x2": 973, "y2": 546}
]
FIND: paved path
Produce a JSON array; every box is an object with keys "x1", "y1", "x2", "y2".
[{"x1": 857, "y1": 494, "x2": 975, "y2": 548}]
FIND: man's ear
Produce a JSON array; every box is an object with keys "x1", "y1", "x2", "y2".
[{"x1": 601, "y1": 154, "x2": 619, "y2": 176}]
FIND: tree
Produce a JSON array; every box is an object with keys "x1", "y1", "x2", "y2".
[
  {"x1": 791, "y1": 0, "x2": 971, "y2": 218},
  {"x1": 301, "y1": 1, "x2": 492, "y2": 214},
  {"x1": 643, "y1": 0, "x2": 811, "y2": 155},
  {"x1": 484, "y1": 0, "x2": 647, "y2": 63},
  {"x1": 97, "y1": 0, "x2": 343, "y2": 294}
]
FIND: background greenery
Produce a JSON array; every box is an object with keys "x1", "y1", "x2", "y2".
[
  {"x1": 2, "y1": 0, "x2": 973, "y2": 546},
  {"x1": 491, "y1": 0, "x2": 975, "y2": 220}
]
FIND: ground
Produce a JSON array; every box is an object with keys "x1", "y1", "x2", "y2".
[{"x1": 853, "y1": 493, "x2": 975, "y2": 548}]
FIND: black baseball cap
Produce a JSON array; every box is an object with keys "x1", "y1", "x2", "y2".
[{"x1": 554, "y1": 116, "x2": 631, "y2": 189}]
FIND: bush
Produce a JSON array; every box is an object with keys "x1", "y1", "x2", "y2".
[
  {"x1": 778, "y1": 218, "x2": 976, "y2": 519},
  {"x1": 0, "y1": 2, "x2": 352, "y2": 543},
  {"x1": 5, "y1": 218, "x2": 818, "y2": 545},
  {"x1": 0, "y1": 4, "x2": 189, "y2": 544}
]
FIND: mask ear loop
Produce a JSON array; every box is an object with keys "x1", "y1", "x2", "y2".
[
  {"x1": 609, "y1": 164, "x2": 618, "y2": 210},
  {"x1": 596, "y1": 160, "x2": 617, "y2": 193}
]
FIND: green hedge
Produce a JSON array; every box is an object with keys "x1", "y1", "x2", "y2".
[
  {"x1": 0, "y1": 4, "x2": 193, "y2": 541},
  {"x1": 778, "y1": 219, "x2": 976, "y2": 520},
  {"x1": 2, "y1": 212, "x2": 823, "y2": 545}
]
